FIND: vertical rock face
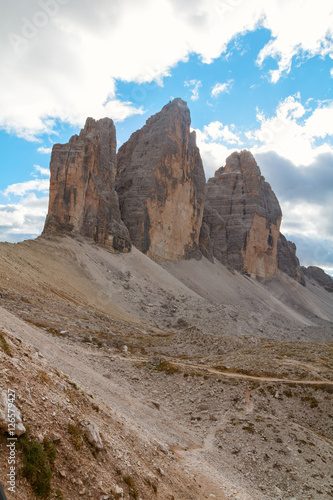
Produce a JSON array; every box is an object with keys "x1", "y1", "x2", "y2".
[
  {"x1": 116, "y1": 98, "x2": 206, "y2": 261},
  {"x1": 301, "y1": 266, "x2": 333, "y2": 292},
  {"x1": 277, "y1": 233, "x2": 305, "y2": 285},
  {"x1": 200, "y1": 150, "x2": 282, "y2": 279},
  {"x1": 43, "y1": 117, "x2": 131, "y2": 252}
]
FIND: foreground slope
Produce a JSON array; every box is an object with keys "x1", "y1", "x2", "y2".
[{"x1": 0, "y1": 236, "x2": 333, "y2": 500}]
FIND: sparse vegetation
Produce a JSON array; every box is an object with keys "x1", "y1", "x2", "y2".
[
  {"x1": 124, "y1": 475, "x2": 139, "y2": 499},
  {"x1": 156, "y1": 361, "x2": 180, "y2": 375},
  {"x1": 19, "y1": 433, "x2": 56, "y2": 498},
  {"x1": 242, "y1": 422, "x2": 255, "y2": 434},
  {"x1": 38, "y1": 369, "x2": 49, "y2": 384},
  {"x1": 68, "y1": 422, "x2": 84, "y2": 449},
  {"x1": 301, "y1": 395, "x2": 319, "y2": 408},
  {"x1": 0, "y1": 331, "x2": 12, "y2": 356}
]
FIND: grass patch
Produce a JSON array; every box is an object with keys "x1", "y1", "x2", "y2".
[
  {"x1": 242, "y1": 422, "x2": 255, "y2": 434},
  {"x1": 156, "y1": 361, "x2": 180, "y2": 375},
  {"x1": 301, "y1": 395, "x2": 319, "y2": 408},
  {"x1": 124, "y1": 475, "x2": 138, "y2": 499},
  {"x1": 38, "y1": 369, "x2": 50, "y2": 384},
  {"x1": 19, "y1": 433, "x2": 56, "y2": 498},
  {"x1": 0, "y1": 331, "x2": 12, "y2": 356},
  {"x1": 68, "y1": 422, "x2": 84, "y2": 449}
]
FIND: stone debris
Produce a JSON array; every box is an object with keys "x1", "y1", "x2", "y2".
[{"x1": 0, "y1": 388, "x2": 26, "y2": 437}]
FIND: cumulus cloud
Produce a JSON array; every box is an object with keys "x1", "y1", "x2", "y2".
[
  {"x1": 3, "y1": 179, "x2": 50, "y2": 197},
  {"x1": 195, "y1": 128, "x2": 239, "y2": 179},
  {"x1": 37, "y1": 146, "x2": 53, "y2": 154},
  {"x1": 32, "y1": 165, "x2": 50, "y2": 177},
  {"x1": 0, "y1": 164, "x2": 49, "y2": 241},
  {"x1": 211, "y1": 80, "x2": 233, "y2": 97},
  {"x1": 0, "y1": 193, "x2": 49, "y2": 242},
  {"x1": 249, "y1": 95, "x2": 333, "y2": 166},
  {"x1": 184, "y1": 79, "x2": 202, "y2": 101},
  {"x1": 256, "y1": 0, "x2": 333, "y2": 83},
  {"x1": 1, "y1": 0, "x2": 332, "y2": 139}
]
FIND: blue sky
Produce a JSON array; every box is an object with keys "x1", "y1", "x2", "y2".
[{"x1": 1, "y1": 0, "x2": 333, "y2": 275}]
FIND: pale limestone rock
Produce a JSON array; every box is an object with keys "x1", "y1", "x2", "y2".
[{"x1": 0, "y1": 389, "x2": 26, "y2": 436}]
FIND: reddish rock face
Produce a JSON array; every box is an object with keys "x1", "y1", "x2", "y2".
[
  {"x1": 200, "y1": 150, "x2": 282, "y2": 279},
  {"x1": 277, "y1": 233, "x2": 305, "y2": 285},
  {"x1": 43, "y1": 117, "x2": 131, "y2": 252},
  {"x1": 116, "y1": 99, "x2": 206, "y2": 261}
]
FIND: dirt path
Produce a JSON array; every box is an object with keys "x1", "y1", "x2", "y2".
[
  {"x1": 59, "y1": 341, "x2": 333, "y2": 387},
  {"x1": 82, "y1": 349, "x2": 333, "y2": 386},
  {"x1": 0, "y1": 306, "x2": 232, "y2": 499}
]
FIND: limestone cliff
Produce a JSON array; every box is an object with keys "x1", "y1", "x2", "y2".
[
  {"x1": 116, "y1": 99, "x2": 206, "y2": 261},
  {"x1": 277, "y1": 233, "x2": 305, "y2": 285},
  {"x1": 200, "y1": 150, "x2": 282, "y2": 279},
  {"x1": 301, "y1": 266, "x2": 333, "y2": 292},
  {"x1": 43, "y1": 117, "x2": 131, "y2": 252}
]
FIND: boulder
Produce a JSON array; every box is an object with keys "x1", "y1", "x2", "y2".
[
  {"x1": 116, "y1": 99, "x2": 206, "y2": 261},
  {"x1": 200, "y1": 150, "x2": 282, "y2": 279},
  {"x1": 82, "y1": 420, "x2": 103, "y2": 449},
  {"x1": 43, "y1": 117, "x2": 131, "y2": 252},
  {"x1": 0, "y1": 389, "x2": 26, "y2": 436}
]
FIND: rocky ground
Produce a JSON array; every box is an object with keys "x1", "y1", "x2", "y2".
[{"x1": 0, "y1": 235, "x2": 332, "y2": 499}]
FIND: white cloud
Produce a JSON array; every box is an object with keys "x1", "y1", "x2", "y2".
[
  {"x1": 184, "y1": 79, "x2": 202, "y2": 101},
  {"x1": 281, "y1": 201, "x2": 332, "y2": 240},
  {"x1": 1, "y1": 0, "x2": 332, "y2": 139},
  {"x1": 256, "y1": 0, "x2": 333, "y2": 83},
  {"x1": 211, "y1": 80, "x2": 233, "y2": 97},
  {"x1": 0, "y1": 194, "x2": 48, "y2": 241},
  {"x1": 37, "y1": 146, "x2": 52, "y2": 154},
  {"x1": 3, "y1": 179, "x2": 50, "y2": 197},
  {"x1": 33, "y1": 165, "x2": 50, "y2": 177},
  {"x1": 251, "y1": 95, "x2": 333, "y2": 165},
  {"x1": 203, "y1": 121, "x2": 241, "y2": 144},
  {"x1": 195, "y1": 128, "x2": 240, "y2": 178}
]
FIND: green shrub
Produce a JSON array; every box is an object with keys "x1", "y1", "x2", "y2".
[
  {"x1": 0, "y1": 331, "x2": 12, "y2": 356},
  {"x1": 156, "y1": 361, "x2": 180, "y2": 375},
  {"x1": 124, "y1": 475, "x2": 138, "y2": 499},
  {"x1": 19, "y1": 433, "x2": 56, "y2": 498}
]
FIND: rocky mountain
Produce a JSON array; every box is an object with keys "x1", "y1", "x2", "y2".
[
  {"x1": 40, "y1": 100, "x2": 327, "y2": 292},
  {"x1": 116, "y1": 99, "x2": 206, "y2": 261},
  {"x1": 1, "y1": 100, "x2": 333, "y2": 500},
  {"x1": 302, "y1": 265, "x2": 333, "y2": 292},
  {"x1": 277, "y1": 233, "x2": 305, "y2": 285},
  {"x1": 43, "y1": 117, "x2": 131, "y2": 252},
  {"x1": 200, "y1": 150, "x2": 282, "y2": 279}
]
